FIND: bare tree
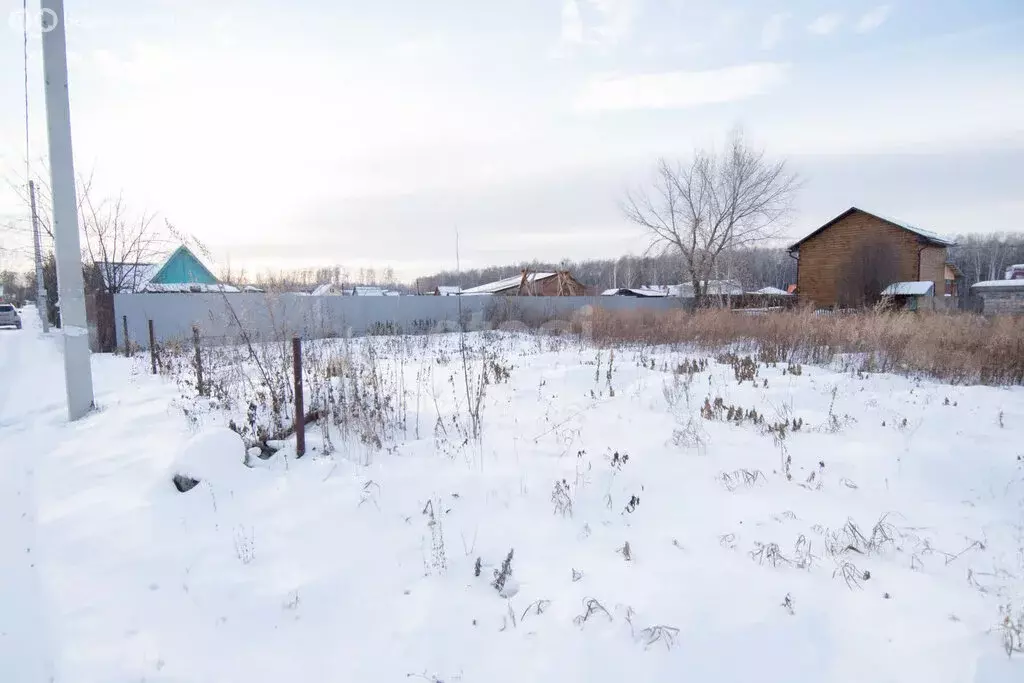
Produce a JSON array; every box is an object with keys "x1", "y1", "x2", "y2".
[
  {"x1": 6, "y1": 165, "x2": 171, "y2": 294},
  {"x1": 622, "y1": 130, "x2": 800, "y2": 302},
  {"x1": 81, "y1": 188, "x2": 169, "y2": 294},
  {"x1": 837, "y1": 240, "x2": 902, "y2": 308}
]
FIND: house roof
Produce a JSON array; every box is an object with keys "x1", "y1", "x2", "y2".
[
  {"x1": 787, "y1": 207, "x2": 955, "y2": 252},
  {"x1": 601, "y1": 287, "x2": 668, "y2": 297},
  {"x1": 352, "y1": 286, "x2": 396, "y2": 296},
  {"x1": 435, "y1": 286, "x2": 462, "y2": 295},
  {"x1": 142, "y1": 282, "x2": 240, "y2": 293},
  {"x1": 881, "y1": 281, "x2": 935, "y2": 296},
  {"x1": 673, "y1": 280, "x2": 744, "y2": 296},
  {"x1": 312, "y1": 283, "x2": 339, "y2": 296},
  {"x1": 753, "y1": 286, "x2": 792, "y2": 296},
  {"x1": 148, "y1": 245, "x2": 220, "y2": 286},
  {"x1": 971, "y1": 279, "x2": 1024, "y2": 290},
  {"x1": 461, "y1": 272, "x2": 557, "y2": 295},
  {"x1": 96, "y1": 244, "x2": 228, "y2": 293}
]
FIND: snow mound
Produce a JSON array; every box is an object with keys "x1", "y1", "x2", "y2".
[{"x1": 170, "y1": 427, "x2": 247, "y2": 488}]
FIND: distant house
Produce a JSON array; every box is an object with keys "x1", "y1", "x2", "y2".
[
  {"x1": 433, "y1": 286, "x2": 462, "y2": 296},
  {"x1": 461, "y1": 270, "x2": 587, "y2": 296},
  {"x1": 671, "y1": 280, "x2": 743, "y2": 298},
  {"x1": 1006, "y1": 264, "x2": 1024, "y2": 280},
  {"x1": 787, "y1": 207, "x2": 955, "y2": 309},
  {"x1": 352, "y1": 286, "x2": 392, "y2": 296},
  {"x1": 97, "y1": 245, "x2": 238, "y2": 294}
]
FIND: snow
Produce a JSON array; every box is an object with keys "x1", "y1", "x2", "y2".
[
  {"x1": 753, "y1": 286, "x2": 793, "y2": 296},
  {"x1": 2, "y1": 314, "x2": 1024, "y2": 681},
  {"x1": 142, "y1": 282, "x2": 242, "y2": 293},
  {"x1": 973, "y1": 279, "x2": 1024, "y2": 290},
  {"x1": 881, "y1": 281, "x2": 935, "y2": 296}
]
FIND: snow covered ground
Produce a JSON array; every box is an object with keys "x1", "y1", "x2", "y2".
[{"x1": 2, "y1": 312, "x2": 1024, "y2": 682}]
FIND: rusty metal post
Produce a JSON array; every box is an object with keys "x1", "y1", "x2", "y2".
[
  {"x1": 193, "y1": 325, "x2": 205, "y2": 396},
  {"x1": 293, "y1": 335, "x2": 305, "y2": 457},
  {"x1": 148, "y1": 320, "x2": 157, "y2": 374},
  {"x1": 122, "y1": 315, "x2": 131, "y2": 356}
]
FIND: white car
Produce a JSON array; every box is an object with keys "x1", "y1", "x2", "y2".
[{"x1": 0, "y1": 304, "x2": 22, "y2": 329}]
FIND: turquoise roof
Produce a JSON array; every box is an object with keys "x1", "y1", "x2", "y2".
[{"x1": 148, "y1": 246, "x2": 220, "y2": 285}]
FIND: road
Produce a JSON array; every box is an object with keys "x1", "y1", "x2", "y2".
[{"x1": 0, "y1": 310, "x2": 59, "y2": 681}]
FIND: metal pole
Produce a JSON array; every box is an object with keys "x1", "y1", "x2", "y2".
[
  {"x1": 122, "y1": 315, "x2": 131, "y2": 356},
  {"x1": 192, "y1": 326, "x2": 204, "y2": 396},
  {"x1": 29, "y1": 181, "x2": 49, "y2": 332},
  {"x1": 292, "y1": 336, "x2": 305, "y2": 457},
  {"x1": 148, "y1": 320, "x2": 157, "y2": 374},
  {"x1": 40, "y1": 0, "x2": 93, "y2": 420}
]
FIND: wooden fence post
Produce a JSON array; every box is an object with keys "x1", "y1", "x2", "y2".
[
  {"x1": 122, "y1": 315, "x2": 131, "y2": 357},
  {"x1": 293, "y1": 335, "x2": 305, "y2": 457},
  {"x1": 193, "y1": 326, "x2": 205, "y2": 397},
  {"x1": 148, "y1": 320, "x2": 157, "y2": 375}
]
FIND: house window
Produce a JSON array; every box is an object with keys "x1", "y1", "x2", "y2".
[{"x1": 945, "y1": 279, "x2": 957, "y2": 296}]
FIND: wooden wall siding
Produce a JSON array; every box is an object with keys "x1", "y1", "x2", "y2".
[
  {"x1": 918, "y1": 246, "x2": 947, "y2": 299},
  {"x1": 795, "y1": 212, "x2": 948, "y2": 308}
]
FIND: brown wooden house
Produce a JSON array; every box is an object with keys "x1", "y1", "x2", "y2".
[{"x1": 787, "y1": 207, "x2": 955, "y2": 309}]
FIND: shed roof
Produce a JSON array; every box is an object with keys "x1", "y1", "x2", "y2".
[
  {"x1": 788, "y1": 208, "x2": 955, "y2": 252},
  {"x1": 600, "y1": 287, "x2": 668, "y2": 297},
  {"x1": 881, "y1": 281, "x2": 935, "y2": 296},
  {"x1": 461, "y1": 272, "x2": 557, "y2": 295},
  {"x1": 752, "y1": 286, "x2": 792, "y2": 296},
  {"x1": 971, "y1": 279, "x2": 1024, "y2": 290}
]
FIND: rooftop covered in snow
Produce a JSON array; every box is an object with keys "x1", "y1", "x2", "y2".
[
  {"x1": 881, "y1": 281, "x2": 935, "y2": 296},
  {"x1": 971, "y1": 279, "x2": 1024, "y2": 290}
]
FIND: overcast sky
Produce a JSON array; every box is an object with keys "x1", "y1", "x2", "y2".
[{"x1": 1, "y1": 0, "x2": 1022, "y2": 279}]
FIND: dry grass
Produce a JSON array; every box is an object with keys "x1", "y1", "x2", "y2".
[{"x1": 590, "y1": 307, "x2": 1024, "y2": 385}]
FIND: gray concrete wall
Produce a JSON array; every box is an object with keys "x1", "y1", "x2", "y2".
[
  {"x1": 114, "y1": 293, "x2": 694, "y2": 348},
  {"x1": 976, "y1": 289, "x2": 1024, "y2": 315}
]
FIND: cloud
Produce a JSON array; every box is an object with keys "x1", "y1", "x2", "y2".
[
  {"x1": 590, "y1": 0, "x2": 636, "y2": 45},
  {"x1": 575, "y1": 63, "x2": 790, "y2": 111},
  {"x1": 761, "y1": 13, "x2": 787, "y2": 50},
  {"x1": 855, "y1": 5, "x2": 891, "y2": 33},
  {"x1": 559, "y1": 0, "x2": 584, "y2": 46},
  {"x1": 556, "y1": 0, "x2": 635, "y2": 53},
  {"x1": 807, "y1": 13, "x2": 843, "y2": 36}
]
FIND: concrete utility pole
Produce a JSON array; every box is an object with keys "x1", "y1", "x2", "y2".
[
  {"x1": 28, "y1": 181, "x2": 49, "y2": 333},
  {"x1": 40, "y1": 0, "x2": 94, "y2": 420}
]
